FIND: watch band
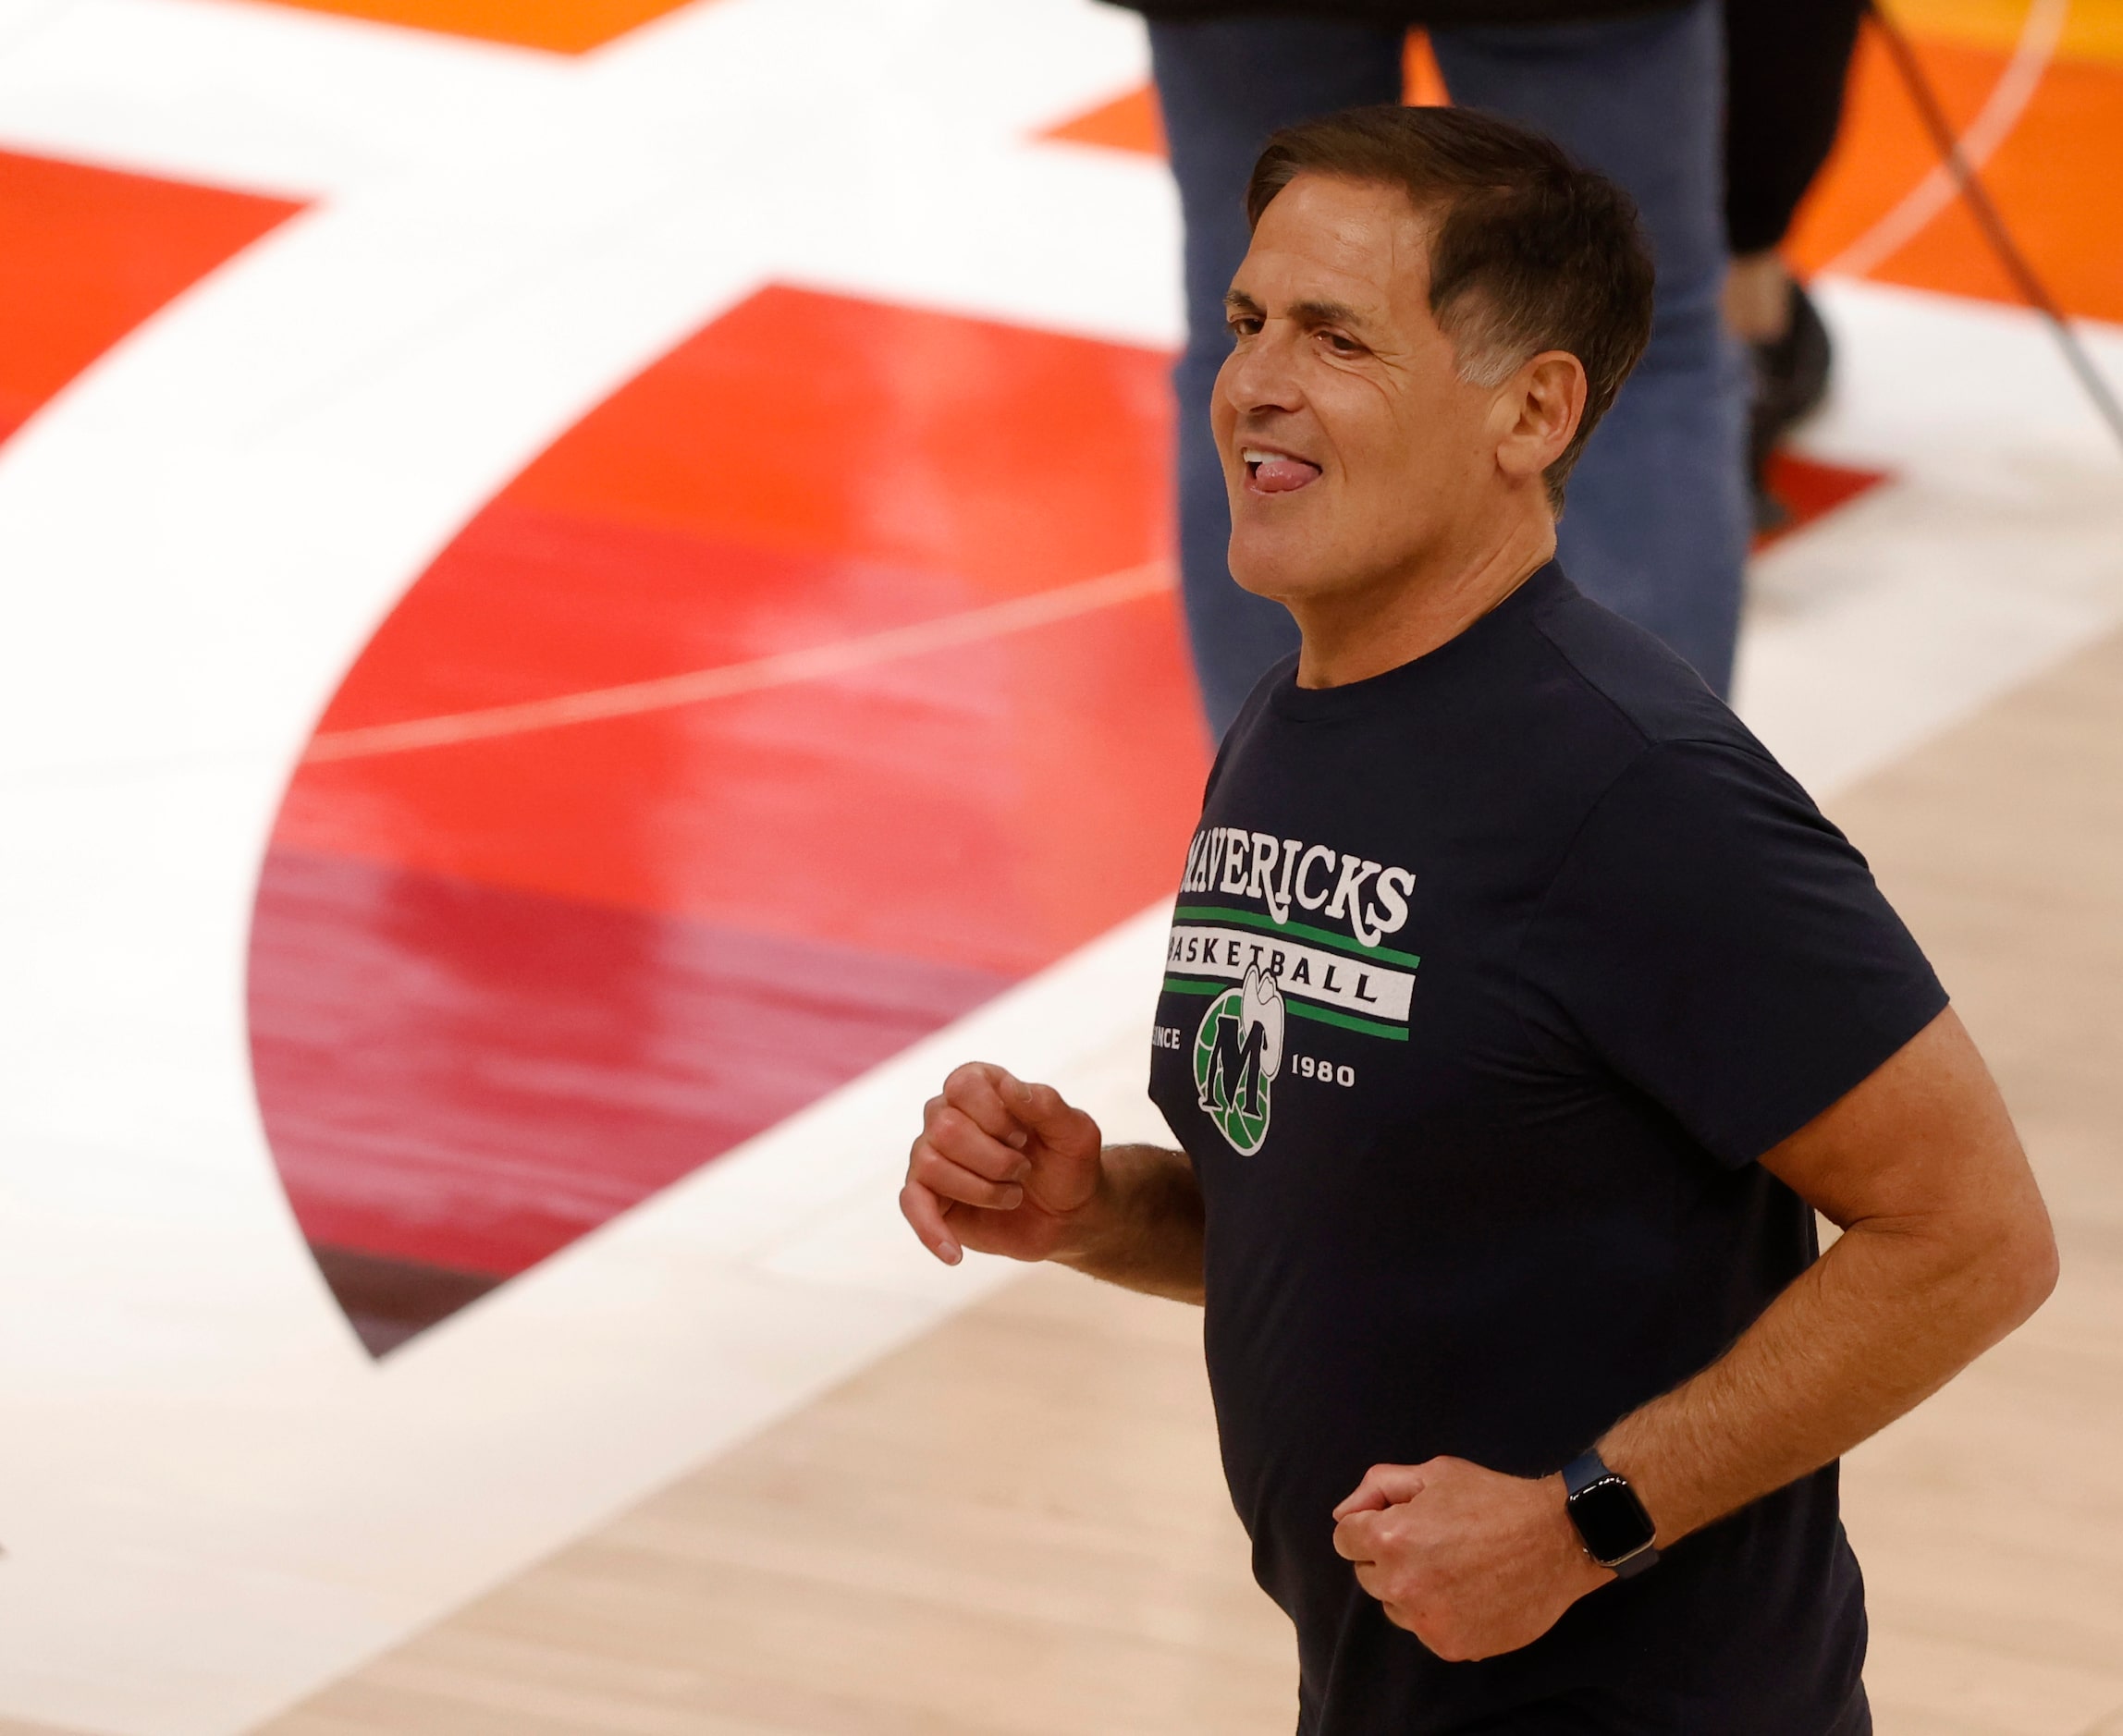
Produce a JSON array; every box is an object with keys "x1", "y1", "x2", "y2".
[{"x1": 1562, "y1": 1449, "x2": 1661, "y2": 1578}]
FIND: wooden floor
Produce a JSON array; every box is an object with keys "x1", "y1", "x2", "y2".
[{"x1": 244, "y1": 630, "x2": 2123, "y2": 1736}]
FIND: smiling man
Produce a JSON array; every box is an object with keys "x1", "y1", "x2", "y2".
[{"x1": 900, "y1": 107, "x2": 2056, "y2": 1734}]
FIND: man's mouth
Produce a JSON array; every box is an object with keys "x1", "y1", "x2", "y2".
[{"x1": 1244, "y1": 446, "x2": 1323, "y2": 495}]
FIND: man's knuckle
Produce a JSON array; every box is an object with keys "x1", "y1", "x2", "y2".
[{"x1": 932, "y1": 1119, "x2": 979, "y2": 1161}]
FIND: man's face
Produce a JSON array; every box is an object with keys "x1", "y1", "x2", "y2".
[{"x1": 1212, "y1": 174, "x2": 1504, "y2": 607}]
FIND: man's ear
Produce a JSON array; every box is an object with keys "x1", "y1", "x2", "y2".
[{"x1": 1494, "y1": 350, "x2": 1587, "y2": 487}]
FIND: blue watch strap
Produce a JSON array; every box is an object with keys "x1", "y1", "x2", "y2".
[
  {"x1": 1562, "y1": 1448, "x2": 1611, "y2": 1499},
  {"x1": 1608, "y1": 1539, "x2": 1660, "y2": 1579}
]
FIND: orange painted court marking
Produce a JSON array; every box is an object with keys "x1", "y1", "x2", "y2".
[
  {"x1": 1042, "y1": 84, "x2": 1165, "y2": 155},
  {"x1": 0, "y1": 150, "x2": 302, "y2": 446},
  {"x1": 1825, "y1": 0, "x2": 2067, "y2": 280},
  {"x1": 1789, "y1": 21, "x2": 2123, "y2": 321},
  {"x1": 1037, "y1": 16, "x2": 2123, "y2": 324},
  {"x1": 1040, "y1": 34, "x2": 1443, "y2": 154},
  {"x1": 1891, "y1": 0, "x2": 2123, "y2": 66},
  {"x1": 234, "y1": 0, "x2": 698, "y2": 54},
  {"x1": 1403, "y1": 31, "x2": 1449, "y2": 107}
]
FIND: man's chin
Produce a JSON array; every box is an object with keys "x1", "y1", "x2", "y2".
[{"x1": 1227, "y1": 535, "x2": 1333, "y2": 607}]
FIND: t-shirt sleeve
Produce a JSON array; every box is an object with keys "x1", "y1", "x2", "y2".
[{"x1": 1517, "y1": 739, "x2": 1949, "y2": 1168}]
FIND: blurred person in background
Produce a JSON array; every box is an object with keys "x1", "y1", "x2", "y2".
[
  {"x1": 1723, "y1": 0, "x2": 1867, "y2": 526},
  {"x1": 1122, "y1": 0, "x2": 1750, "y2": 732}
]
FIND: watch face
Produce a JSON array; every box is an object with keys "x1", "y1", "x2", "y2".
[{"x1": 1569, "y1": 1476, "x2": 1658, "y2": 1563}]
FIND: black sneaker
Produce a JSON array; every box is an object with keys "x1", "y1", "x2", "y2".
[{"x1": 1749, "y1": 279, "x2": 1833, "y2": 532}]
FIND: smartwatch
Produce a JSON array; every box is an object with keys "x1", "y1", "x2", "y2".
[{"x1": 1562, "y1": 1449, "x2": 1660, "y2": 1578}]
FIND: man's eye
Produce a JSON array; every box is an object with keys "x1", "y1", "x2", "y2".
[
  {"x1": 1323, "y1": 332, "x2": 1361, "y2": 354},
  {"x1": 1229, "y1": 318, "x2": 1262, "y2": 338}
]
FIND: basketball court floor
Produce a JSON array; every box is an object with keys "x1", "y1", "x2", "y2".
[{"x1": 0, "y1": 0, "x2": 2117, "y2": 1730}]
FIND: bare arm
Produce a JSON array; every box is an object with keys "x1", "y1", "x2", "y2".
[
  {"x1": 900, "y1": 1063, "x2": 1206, "y2": 1304},
  {"x1": 1599, "y1": 1006, "x2": 2058, "y2": 1540},
  {"x1": 1054, "y1": 1141, "x2": 1206, "y2": 1303},
  {"x1": 1331, "y1": 1007, "x2": 2058, "y2": 1662}
]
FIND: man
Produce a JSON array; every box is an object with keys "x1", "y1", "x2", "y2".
[
  {"x1": 1133, "y1": 1, "x2": 1749, "y2": 732},
  {"x1": 901, "y1": 108, "x2": 2056, "y2": 1733}
]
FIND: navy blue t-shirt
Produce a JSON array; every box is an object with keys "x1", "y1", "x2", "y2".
[{"x1": 1147, "y1": 564, "x2": 1945, "y2": 1735}]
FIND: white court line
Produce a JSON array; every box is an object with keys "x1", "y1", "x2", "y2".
[
  {"x1": 1825, "y1": 0, "x2": 2069, "y2": 280},
  {"x1": 1736, "y1": 277, "x2": 2123, "y2": 795},
  {"x1": 304, "y1": 559, "x2": 1173, "y2": 761},
  {"x1": 0, "y1": 0, "x2": 564, "y2": 200},
  {"x1": 0, "y1": 7, "x2": 1181, "y2": 1731}
]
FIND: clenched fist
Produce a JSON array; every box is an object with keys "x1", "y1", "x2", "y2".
[
  {"x1": 1331, "y1": 1457, "x2": 1610, "y2": 1662},
  {"x1": 900, "y1": 1063, "x2": 1106, "y2": 1267}
]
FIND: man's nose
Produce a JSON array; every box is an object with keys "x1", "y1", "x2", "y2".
[{"x1": 1220, "y1": 323, "x2": 1306, "y2": 418}]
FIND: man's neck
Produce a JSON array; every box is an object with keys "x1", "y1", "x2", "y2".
[{"x1": 1289, "y1": 516, "x2": 1557, "y2": 690}]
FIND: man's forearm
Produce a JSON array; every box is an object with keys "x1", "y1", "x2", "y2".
[
  {"x1": 1055, "y1": 1143, "x2": 1206, "y2": 1304},
  {"x1": 1598, "y1": 1203, "x2": 2056, "y2": 1547}
]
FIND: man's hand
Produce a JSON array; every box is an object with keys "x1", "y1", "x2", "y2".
[
  {"x1": 1331, "y1": 1458, "x2": 1607, "y2": 1662},
  {"x1": 900, "y1": 1063, "x2": 1105, "y2": 1267},
  {"x1": 900, "y1": 1064, "x2": 1208, "y2": 1301}
]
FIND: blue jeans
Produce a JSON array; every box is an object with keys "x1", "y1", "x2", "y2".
[{"x1": 1149, "y1": 3, "x2": 1749, "y2": 735}]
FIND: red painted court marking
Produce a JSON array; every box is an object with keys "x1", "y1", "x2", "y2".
[
  {"x1": 275, "y1": 287, "x2": 1200, "y2": 973},
  {"x1": 494, "y1": 287, "x2": 1172, "y2": 603},
  {"x1": 0, "y1": 149, "x2": 302, "y2": 447},
  {"x1": 251, "y1": 287, "x2": 1208, "y2": 1343},
  {"x1": 302, "y1": 559, "x2": 1173, "y2": 762},
  {"x1": 1756, "y1": 452, "x2": 1892, "y2": 549},
  {"x1": 252, "y1": 849, "x2": 1010, "y2": 1280}
]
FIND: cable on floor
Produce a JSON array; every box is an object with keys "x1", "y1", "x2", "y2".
[{"x1": 1863, "y1": 0, "x2": 2123, "y2": 457}]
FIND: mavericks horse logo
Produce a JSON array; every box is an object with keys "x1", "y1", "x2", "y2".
[{"x1": 1194, "y1": 965, "x2": 1285, "y2": 1155}]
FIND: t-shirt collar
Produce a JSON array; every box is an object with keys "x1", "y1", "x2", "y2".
[{"x1": 1268, "y1": 559, "x2": 1572, "y2": 723}]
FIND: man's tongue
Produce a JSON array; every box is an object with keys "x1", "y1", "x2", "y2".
[{"x1": 1254, "y1": 454, "x2": 1321, "y2": 494}]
